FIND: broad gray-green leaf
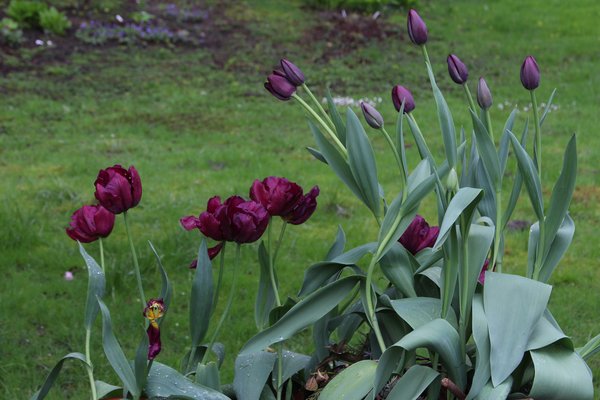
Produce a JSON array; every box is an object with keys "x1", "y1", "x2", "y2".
[
  {"x1": 272, "y1": 350, "x2": 311, "y2": 388},
  {"x1": 390, "y1": 297, "x2": 458, "y2": 330},
  {"x1": 346, "y1": 108, "x2": 381, "y2": 217},
  {"x1": 474, "y1": 377, "x2": 513, "y2": 400},
  {"x1": 325, "y1": 225, "x2": 346, "y2": 261},
  {"x1": 509, "y1": 131, "x2": 544, "y2": 221},
  {"x1": 234, "y1": 351, "x2": 277, "y2": 400},
  {"x1": 134, "y1": 331, "x2": 149, "y2": 392},
  {"x1": 146, "y1": 361, "x2": 229, "y2": 399},
  {"x1": 502, "y1": 120, "x2": 528, "y2": 229},
  {"x1": 426, "y1": 62, "x2": 457, "y2": 167},
  {"x1": 379, "y1": 243, "x2": 417, "y2": 298},
  {"x1": 97, "y1": 298, "x2": 140, "y2": 397},
  {"x1": 433, "y1": 187, "x2": 483, "y2": 249},
  {"x1": 306, "y1": 146, "x2": 327, "y2": 164},
  {"x1": 467, "y1": 295, "x2": 490, "y2": 400},
  {"x1": 241, "y1": 276, "x2": 361, "y2": 355},
  {"x1": 94, "y1": 381, "x2": 121, "y2": 399},
  {"x1": 310, "y1": 120, "x2": 364, "y2": 203},
  {"x1": 406, "y1": 112, "x2": 435, "y2": 165},
  {"x1": 406, "y1": 159, "x2": 431, "y2": 193},
  {"x1": 577, "y1": 333, "x2": 600, "y2": 361},
  {"x1": 377, "y1": 319, "x2": 465, "y2": 392},
  {"x1": 256, "y1": 241, "x2": 276, "y2": 330},
  {"x1": 30, "y1": 353, "x2": 89, "y2": 400},
  {"x1": 190, "y1": 239, "x2": 213, "y2": 349},
  {"x1": 527, "y1": 309, "x2": 569, "y2": 351},
  {"x1": 543, "y1": 135, "x2": 576, "y2": 258},
  {"x1": 469, "y1": 110, "x2": 500, "y2": 188},
  {"x1": 326, "y1": 87, "x2": 346, "y2": 142},
  {"x1": 527, "y1": 214, "x2": 575, "y2": 282},
  {"x1": 195, "y1": 361, "x2": 220, "y2": 391},
  {"x1": 319, "y1": 360, "x2": 377, "y2": 400},
  {"x1": 386, "y1": 365, "x2": 439, "y2": 400},
  {"x1": 79, "y1": 243, "x2": 105, "y2": 331},
  {"x1": 499, "y1": 108, "x2": 518, "y2": 173},
  {"x1": 540, "y1": 88, "x2": 557, "y2": 126},
  {"x1": 529, "y1": 344, "x2": 593, "y2": 399},
  {"x1": 483, "y1": 272, "x2": 552, "y2": 386}
]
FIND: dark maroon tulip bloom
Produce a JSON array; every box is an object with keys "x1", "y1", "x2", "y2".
[
  {"x1": 143, "y1": 298, "x2": 164, "y2": 360},
  {"x1": 280, "y1": 58, "x2": 305, "y2": 86},
  {"x1": 391, "y1": 85, "x2": 415, "y2": 113},
  {"x1": 284, "y1": 186, "x2": 320, "y2": 225},
  {"x1": 399, "y1": 215, "x2": 439, "y2": 255},
  {"x1": 265, "y1": 73, "x2": 296, "y2": 101},
  {"x1": 520, "y1": 55, "x2": 540, "y2": 90},
  {"x1": 360, "y1": 102, "x2": 384, "y2": 129},
  {"x1": 250, "y1": 177, "x2": 304, "y2": 216},
  {"x1": 407, "y1": 9, "x2": 428, "y2": 45},
  {"x1": 477, "y1": 77, "x2": 493, "y2": 110},
  {"x1": 94, "y1": 164, "x2": 142, "y2": 214},
  {"x1": 189, "y1": 242, "x2": 224, "y2": 269},
  {"x1": 66, "y1": 204, "x2": 115, "y2": 243},
  {"x1": 181, "y1": 196, "x2": 269, "y2": 244},
  {"x1": 447, "y1": 54, "x2": 469, "y2": 85}
]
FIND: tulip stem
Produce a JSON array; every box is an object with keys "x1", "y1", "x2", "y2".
[
  {"x1": 98, "y1": 238, "x2": 105, "y2": 275},
  {"x1": 292, "y1": 93, "x2": 348, "y2": 158},
  {"x1": 123, "y1": 212, "x2": 145, "y2": 308},
  {"x1": 267, "y1": 220, "x2": 282, "y2": 308},
  {"x1": 463, "y1": 84, "x2": 477, "y2": 113},
  {"x1": 381, "y1": 126, "x2": 409, "y2": 201},
  {"x1": 302, "y1": 84, "x2": 335, "y2": 130},
  {"x1": 276, "y1": 344, "x2": 284, "y2": 400},
  {"x1": 211, "y1": 242, "x2": 227, "y2": 315},
  {"x1": 421, "y1": 45, "x2": 432, "y2": 68},
  {"x1": 485, "y1": 109, "x2": 495, "y2": 143},
  {"x1": 84, "y1": 328, "x2": 98, "y2": 400},
  {"x1": 531, "y1": 90, "x2": 542, "y2": 180},
  {"x1": 364, "y1": 256, "x2": 386, "y2": 353},
  {"x1": 202, "y1": 244, "x2": 240, "y2": 364}
]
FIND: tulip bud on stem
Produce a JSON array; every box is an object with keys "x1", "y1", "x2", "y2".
[
  {"x1": 201, "y1": 244, "x2": 241, "y2": 365},
  {"x1": 123, "y1": 212, "x2": 146, "y2": 307},
  {"x1": 301, "y1": 83, "x2": 335, "y2": 130},
  {"x1": 292, "y1": 93, "x2": 347, "y2": 158}
]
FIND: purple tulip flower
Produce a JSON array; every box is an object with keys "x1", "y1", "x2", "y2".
[
  {"x1": 143, "y1": 298, "x2": 164, "y2": 360},
  {"x1": 360, "y1": 102, "x2": 384, "y2": 129},
  {"x1": 391, "y1": 85, "x2": 415, "y2": 113},
  {"x1": 265, "y1": 72, "x2": 296, "y2": 101},
  {"x1": 66, "y1": 204, "x2": 115, "y2": 243},
  {"x1": 283, "y1": 186, "x2": 320, "y2": 225},
  {"x1": 520, "y1": 55, "x2": 540, "y2": 90},
  {"x1": 250, "y1": 177, "x2": 319, "y2": 225},
  {"x1": 94, "y1": 164, "x2": 142, "y2": 214},
  {"x1": 280, "y1": 58, "x2": 305, "y2": 86},
  {"x1": 407, "y1": 9, "x2": 428, "y2": 45},
  {"x1": 477, "y1": 77, "x2": 493, "y2": 110},
  {"x1": 447, "y1": 54, "x2": 468, "y2": 84},
  {"x1": 189, "y1": 242, "x2": 224, "y2": 269},
  {"x1": 398, "y1": 215, "x2": 439, "y2": 255}
]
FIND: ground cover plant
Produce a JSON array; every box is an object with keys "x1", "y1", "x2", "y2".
[{"x1": 1, "y1": 0, "x2": 600, "y2": 398}]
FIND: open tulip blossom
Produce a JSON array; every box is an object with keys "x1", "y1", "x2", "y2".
[
  {"x1": 94, "y1": 164, "x2": 142, "y2": 214},
  {"x1": 398, "y1": 214, "x2": 440, "y2": 255},
  {"x1": 66, "y1": 204, "x2": 115, "y2": 243},
  {"x1": 143, "y1": 298, "x2": 164, "y2": 360}
]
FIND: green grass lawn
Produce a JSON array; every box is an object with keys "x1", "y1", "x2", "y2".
[{"x1": 1, "y1": 0, "x2": 600, "y2": 398}]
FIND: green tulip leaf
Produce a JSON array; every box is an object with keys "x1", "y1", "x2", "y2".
[
  {"x1": 325, "y1": 225, "x2": 347, "y2": 261},
  {"x1": 390, "y1": 297, "x2": 458, "y2": 331},
  {"x1": 79, "y1": 243, "x2": 106, "y2": 331},
  {"x1": 577, "y1": 333, "x2": 600, "y2": 361},
  {"x1": 272, "y1": 350, "x2": 311, "y2": 388},
  {"x1": 319, "y1": 360, "x2": 377, "y2": 400},
  {"x1": 529, "y1": 344, "x2": 593, "y2": 399},
  {"x1": 306, "y1": 146, "x2": 327, "y2": 164},
  {"x1": 461, "y1": 224, "x2": 494, "y2": 320},
  {"x1": 325, "y1": 87, "x2": 346, "y2": 143},
  {"x1": 146, "y1": 361, "x2": 229, "y2": 399},
  {"x1": 195, "y1": 361, "x2": 221, "y2": 391},
  {"x1": 467, "y1": 294, "x2": 490, "y2": 400},
  {"x1": 527, "y1": 214, "x2": 574, "y2": 282},
  {"x1": 526, "y1": 309, "x2": 570, "y2": 351},
  {"x1": 30, "y1": 352, "x2": 89, "y2": 400},
  {"x1": 474, "y1": 377, "x2": 513, "y2": 400},
  {"x1": 379, "y1": 243, "x2": 417, "y2": 298},
  {"x1": 256, "y1": 241, "x2": 277, "y2": 330},
  {"x1": 509, "y1": 131, "x2": 544, "y2": 221},
  {"x1": 426, "y1": 62, "x2": 457, "y2": 168},
  {"x1": 502, "y1": 121, "x2": 528, "y2": 229},
  {"x1": 234, "y1": 350, "x2": 277, "y2": 400},
  {"x1": 149, "y1": 240, "x2": 173, "y2": 315},
  {"x1": 433, "y1": 187, "x2": 483, "y2": 249},
  {"x1": 498, "y1": 108, "x2": 518, "y2": 173},
  {"x1": 97, "y1": 298, "x2": 140, "y2": 397},
  {"x1": 241, "y1": 276, "x2": 361, "y2": 355},
  {"x1": 385, "y1": 365, "x2": 439, "y2": 400},
  {"x1": 483, "y1": 272, "x2": 552, "y2": 386},
  {"x1": 540, "y1": 88, "x2": 557, "y2": 126},
  {"x1": 190, "y1": 239, "x2": 214, "y2": 349},
  {"x1": 134, "y1": 331, "x2": 149, "y2": 392},
  {"x1": 94, "y1": 381, "x2": 122, "y2": 399},
  {"x1": 346, "y1": 108, "x2": 381, "y2": 217},
  {"x1": 469, "y1": 110, "x2": 501, "y2": 189}
]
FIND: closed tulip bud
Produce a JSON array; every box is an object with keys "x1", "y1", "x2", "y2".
[
  {"x1": 360, "y1": 102, "x2": 384, "y2": 129},
  {"x1": 407, "y1": 9, "x2": 428, "y2": 45},
  {"x1": 391, "y1": 85, "x2": 415, "y2": 113},
  {"x1": 280, "y1": 58, "x2": 305, "y2": 86},
  {"x1": 94, "y1": 164, "x2": 142, "y2": 214},
  {"x1": 447, "y1": 54, "x2": 468, "y2": 84},
  {"x1": 265, "y1": 73, "x2": 296, "y2": 101},
  {"x1": 477, "y1": 77, "x2": 493, "y2": 110},
  {"x1": 520, "y1": 55, "x2": 540, "y2": 90},
  {"x1": 66, "y1": 204, "x2": 115, "y2": 243},
  {"x1": 446, "y1": 168, "x2": 459, "y2": 192}
]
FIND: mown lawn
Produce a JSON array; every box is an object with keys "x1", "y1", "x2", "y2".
[{"x1": 1, "y1": 0, "x2": 600, "y2": 398}]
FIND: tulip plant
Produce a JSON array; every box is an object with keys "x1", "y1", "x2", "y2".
[{"x1": 32, "y1": 8, "x2": 600, "y2": 400}]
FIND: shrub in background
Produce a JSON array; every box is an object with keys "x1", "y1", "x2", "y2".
[
  {"x1": 0, "y1": 17, "x2": 23, "y2": 47},
  {"x1": 39, "y1": 6, "x2": 71, "y2": 35},
  {"x1": 6, "y1": 0, "x2": 47, "y2": 29}
]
